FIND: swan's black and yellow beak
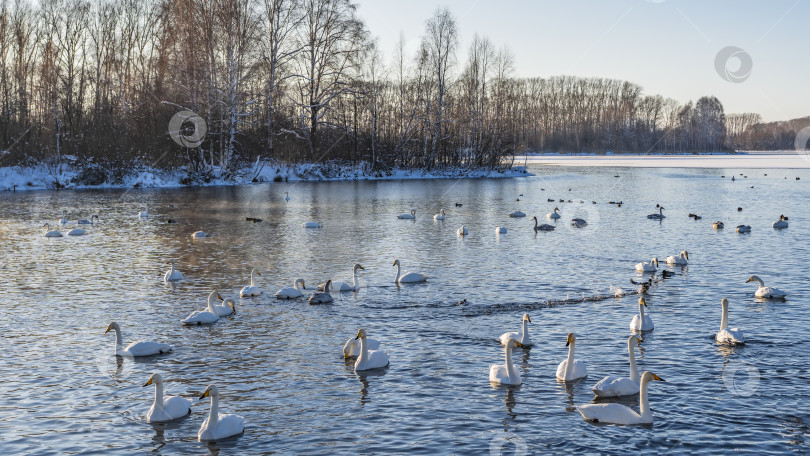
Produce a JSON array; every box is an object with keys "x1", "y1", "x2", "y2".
[
  {"x1": 565, "y1": 333, "x2": 574, "y2": 347},
  {"x1": 143, "y1": 378, "x2": 153, "y2": 387},
  {"x1": 256, "y1": 271, "x2": 261, "y2": 276},
  {"x1": 640, "y1": 298, "x2": 647, "y2": 307},
  {"x1": 636, "y1": 337, "x2": 643, "y2": 345},
  {"x1": 526, "y1": 316, "x2": 531, "y2": 323},
  {"x1": 685, "y1": 252, "x2": 689, "y2": 260},
  {"x1": 217, "y1": 293, "x2": 223, "y2": 300},
  {"x1": 392, "y1": 261, "x2": 397, "y2": 266},
  {"x1": 200, "y1": 389, "x2": 211, "y2": 399},
  {"x1": 358, "y1": 265, "x2": 365, "y2": 270},
  {"x1": 104, "y1": 324, "x2": 112, "y2": 334},
  {"x1": 652, "y1": 373, "x2": 665, "y2": 382},
  {"x1": 745, "y1": 277, "x2": 753, "y2": 283},
  {"x1": 515, "y1": 341, "x2": 525, "y2": 348}
]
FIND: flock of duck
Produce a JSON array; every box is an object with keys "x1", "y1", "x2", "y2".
[{"x1": 49, "y1": 192, "x2": 792, "y2": 441}]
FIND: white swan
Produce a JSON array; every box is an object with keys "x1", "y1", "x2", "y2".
[
  {"x1": 343, "y1": 334, "x2": 381, "y2": 359},
  {"x1": 181, "y1": 291, "x2": 222, "y2": 325},
  {"x1": 284, "y1": 191, "x2": 290, "y2": 202},
  {"x1": 191, "y1": 230, "x2": 211, "y2": 238},
  {"x1": 164, "y1": 259, "x2": 184, "y2": 282},
  {"x1": 630, "y1": 297, "x2": 654, "y2": 331},
  {"x1": 591, "y1": 336, "x2": 642, "y2": 398},
  {"x1": 647, "y1": 207, "x2": 665, "y2": 219},
  {"x1": 531, "y1": 216, "x2": 555, "y2": 231},
  {"x1": 275, "y1": 279, "x2": 306, "y2": 299},
  {"x1": 239, "y1": 269, "x2": 262, "y2": 296},
  {"x1": 434, "y1": 209, "x2": 446, "y2": 220},
  {"x1": 556, "y1": 333, "x2": 588, "y2": 381},
  {"x1": 489, "y1": 339, "x2": 526, "y2": 385},
  {"x1": 77, "y1": 215, "x2": 99, "y2": 225},
  {"x1": 393, "y1": 259, "x2": 428, "y2": 283},
  {"x1": 198, "y1": 385, "x2": 245, "y2": 441},
  {"x1": 59, "y1": 210, "x2": 69, "y2": 224},
  {"x1": 746, "y1": 275, "x2": 786, "y2": 298},
  {"x1": 144, "y1": 373, "x2": 191, "y2": 422},
  {"x1": 43, "y1": 223, "x2": 63, "y2": 237},
  {"x1": 716, "y1": 298, "x2": 745, "y2": 345},
  {"x1": 508, "y1": 210, "x2": 526, "y2": 218},
  {"x1": 773, "y1": 216, "x2": 789, "y2": 229},
  {"x1": 397, "y1": 209, "x2": 416, "y2": 220},
  {"x1": 138, "y1": 205, "x2": 149, "y2": 218},
  {"x1": 665, "y1": 250, "x2": 688, "y2": 265},
  {"x1": 499, "y1": 313, "x2": 531, "y2": 346},
  {"x1": 213, "y1": 298, "x2": 236, "y2": 317},
  {"x1": 571, "y1": 218, "x2": 587, "y2": 228},
  {"x1": 495, "y1": 226, "x2": 507, "y2": 234},
  {"x1": 302, "y1": 221, "x2": 322, "y2": 228},
  {"x1": 322, "y1": 264, "x2": 364, "y2": 292},
  {"x1": 578, "y1": 371, "x2": 665, "y2": 425},
  {"x1": 635, "y1": 258, "x2": 658, "y2": 273},
  {"x1": 105, "y1": 322, "x2": 172, "y2": 356},
  {"x1": 354, "y1": 328, "x2": 390, "y2": 371},
  {"x1": 308, "y1": 280, "x2": 333, "y2": 304},
  {"x1": 457, "y1": 225, "x2": 468, "y2": 236},
  {"x1": 66, "y1": 227, "x2": 86, "y2": 236},
  {"x1": 736, "y1": 224, "x2": 751, "y2": 233},
  {"x1": 546, "y1": 207, "x2": 561, "y2": 219}
]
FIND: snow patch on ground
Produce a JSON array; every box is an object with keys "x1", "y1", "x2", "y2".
[{"x1": 524, "y1": 152, "x2": 810, "y2": 169}]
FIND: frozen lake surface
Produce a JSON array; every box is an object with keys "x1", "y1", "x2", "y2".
[{"x1": 1, "y1": 160, "x2": 809, "y2": 454}]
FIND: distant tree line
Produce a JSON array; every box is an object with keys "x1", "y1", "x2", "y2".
[
  {"x1": 725, "y1": 114, "x2": 810, "y2": 151},
  {"x1": 0, "y1": 0, "x2": 745, "y2": 180}
]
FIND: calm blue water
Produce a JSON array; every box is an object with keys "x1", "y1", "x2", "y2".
[{"x1": 1, "y1": 164, "x2": 808, "y2": 455}]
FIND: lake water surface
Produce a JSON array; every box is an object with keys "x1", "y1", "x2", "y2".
[{"x1": 1, "y1": 162, "x2": 809, "y2": 455}]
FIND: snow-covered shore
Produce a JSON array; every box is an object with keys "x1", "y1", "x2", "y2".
[
  {"x1": 0, "y1": 160, "x2": 531, "y2": 192},
  {"x1": 523, "y1": 151, "x2": 810, "y2": 169}
]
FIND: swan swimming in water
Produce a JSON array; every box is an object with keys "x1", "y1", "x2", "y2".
[
  {"x1": 746, "y1": 275, "x2": 786, "y2": 298},
  {"x1": 571, "y1": 218, "x2": 587, "y2": 228},
  {"x1": 495, "y1": 226, "x2": 507, "y2": 234},
  {"x1": 397, "y1": 209, "x2": 416, "y2": 220},
  {"x1": 66, "y1": 227, "x2": 86, "y2": 236},
  {"x1": 630, "y1": 297, "x2": 654, "y2": 331},
  {"x1": 433, "y1": 209, "x2": 446, "y2": 220},
  {"x1": 77, "y1": 215, "x2": 99, "y2": 225},
  {"x1": 138, "y1": 205, "x2": 149, "y2": 218},
  {"x1": 393, "y1": 259, "x2": 428, "y2": 283},
  {"x1": 647, "y1": 207, "x2": 665, "y2": 219},
  {"x1": 457, "y1": 225, "x2": 468, "y2": 236},
  {"x1": 666, "y1": 250, "x2": 688, "y2": 265},
  {"x1": 308, "y1": 280, "x2": 333, "y2": 304},
  {"x1": 181, "y1": 291, "x2": 223, "y2": 325},
  {"x1": 716, "y1": 298, "x2": 745, "y2": 345},
  {"x1": 546, "y1": 207, "x2": 561, "y2": 219},
  {"x1": 635, "y1": 258, "x2": 658, "y2": 273},
  {"x1": 164, "y1": 259, "x2": 184, "y2": 282},
  {"x1": 499, "y1": 313, "x2": 531, "y2": 346},
  {"x1": 531, "y1": 216, "x2": 555, "y2": 231},
  {"x1": 354, "y1": 328, "x2": 390, "y2": 371},
  {"x1": 591, "y1": 336, "x2": 643, "y2": 398},
  {"x1": 43, "y1": 223, "x2": 63, "y2": 237},
  {"x1": 343, "y1": 334, "x2": 381, "y2": 358},
  {"x1": 105, "y1": 322, "x2": 173, "y2": 356},
  {"x1": 556, "y1": 333, "x2": 588, "y2": 381},
  {"x1": 144, "y1": 373, "x2": 191, "y2": 422},
  {"x1": 321, "y1": 264, "x2": 364, "y2": 292},
  {"x1": 284, "y1": 191, "x2": 290, "y2": 202},
  {"x1": 578, "y1": 371, "x2": 665, "y2": 425},
  {"x1": 239, "y1": 269, "x2": 262, "y2": 296},
  {"x1": 508, "y1": 210, "x2": 526, "y2": 218},
  {"x1": 275, "y1": 279, "x2": 306, "y2": 299},
  {"x1": 197, "y1": 385, "x2": 245, "y2": 441},
  {"x1": 59, "y1": 210, "x2": 69, "y2": 224},
  {"x1": 213, "y1": 298, "x2": 236, "y2": 317},
  {"x1": 489, "y1": 339, "x2": 526, "y2": 385}
]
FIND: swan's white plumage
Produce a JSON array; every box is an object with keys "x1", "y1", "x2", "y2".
[
  {"x1": 164, "y1": 259, "x2": 184, "y2": 282},
  {"x1": 489, "y1": 339, "x2": 524, "y2": 385},
  {"x1": 716, "y1": 298, "x2": 745, "y2": 345},
  {"x1": 308, "y1": 280, "x2": 333, "y2": 304},
  {"x1": 198, "y1": 385, "x2": 245, "y2": 441},
  {"x1": 144, "y1": 373, "x2": 191, "y2": 423},
  {"x1": 397, "y1": 209, "x2": 416, "y2": 220},
  {"x1": 508, "y1": 210, "x2": 526, "y2": 218},
  {"x1": 191, "y1": 230, "x2": 211, "y2": 238},
  {"x1": 746, "y1": 275, "x2": 786, "y2": 298},
  {"x1": 239, "y1": 269, "x2": 262, "y2": 296},
  {"x1": 499, "y1": 313, "x2": 531, "y2": 346},
  {"x1": 556, "y1": 333, "x2": 588, "y2": 381},
  {"x1": 66, "y1": 228, "x2": 86, "y2": 236},
  {"x1": 635, "y1": 258, "x2": 658, "y2": 273},
  {"x1": 213, "y1": 298, "x2": 236, "y2": 317},
  {"x1": 275, "y1": 279, "x2": 306, "y2": 299},
  {"x1": 495, "y1": 226, "x2": 507, "y2": 234},
  {"x1": 343, "y1": 336, "x2": 381, "y2": 358},
  {"x1": 457, "y1": 225, "x2": 468, "y2": 236},
  {"x1": 106, "y1": 322, "x2": 173, "y2": 356},
  {"x1": 393, "y1": 259, "x2": 428, "y2": 283},
  {"x1": 322, "y1": 264, "x2": 364, "y2": 292},
  {"x1": 354, "y1": 329, "x2": 389, "y2": 371},
  {"x1": 647, "y1": 207, "x2": 665, "y2": 219},
  {"x1": 78, "y1": 215, "x2": 99, "y2": 225},
  {"x1": 181, "y1": 291, "x2": 222, "y2": 325},
  {"x1": 546, "y1": 207, "x2": 561, "y2": 219},
  {"x1": 43, "y1": 223, "x2": 63, "y2": 237},
  {"x1": 578, "y1": 371, "x2": 665, "y2": 425},
  {"x1": 591, "y1": 336, "x2": 642, "y2": 398},
  {"x1": 665, "y1": 250, "x2": 688, "y2": 265},
  {"x1": 433, "y1": 209, "x2": 446, "y2": 220},
  {"x1": 630, "y1": 297, "x2": 654, "y2": 331}
]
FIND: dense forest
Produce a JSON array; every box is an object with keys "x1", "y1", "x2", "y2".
[{"x1": 0, "y1": 0, "x2": 781, "y2": 182}]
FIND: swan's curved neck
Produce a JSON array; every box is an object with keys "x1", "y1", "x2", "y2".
[
  {"x1": 357, "y1": 336, "x2": 368, "y2": 364},
  {"x1": 505, "y1": 344, "x2": 518, "y2": 379},
  {"x1": 564, "y1": 340, "x2": 576, "y2": 379},
  {"x1": 720, "y1": 303, "x2": 728, "y2": 330},
  {"x1": 639, "y1": 378, "x2": 652, "y2": 420},
  {"x1": 394, "y1": 263, "x2": 401, "y2": 283},
  {"x1": 638, "y1": 302, "x2": 646, "y2": 321},
  {"x1": 112, "y1": 326, "x2": 123, "y2": 348},
  {"x1": 153, "y1": 379, "x2": 165, "y2": 411},
  {"x1": 521, "y1": 320, "x2": 529, "y2": 343},
  {"x1": 207, "y1": 292, "x2": 217, "y2": 312},
  {"x1": 753, "y1": 277, "x2": 765, "y2": 288},
  {"x1": 169, "y1": 261, "x2": 176, "y2": 275},
  {"x1": 207, "y1": 394, "x2": 219, "y2": 430},
  {"x1": 628, "y1": 341, "x2": 639, "y2": 382},
  {"x1": 295, "y1": 279, "x2": 303, "y2": 290},
  {"x1": 352, "y1": 267, "x2": 359, "y2": 288},
  {"x1": 250, "y1": 270, "x2": 256, "y2": 287}
]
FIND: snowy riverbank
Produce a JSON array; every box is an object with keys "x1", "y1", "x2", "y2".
[
  {"x1": 522, "y1": 151, "x2": 810, "y2": 169},
  {"x1": 0, "y1": 160, "x2": 531, "y2": 192}
]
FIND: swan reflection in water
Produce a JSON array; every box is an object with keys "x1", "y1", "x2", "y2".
[{"x1": 354, "y1": 369, "x2": 387, "y2": 405}]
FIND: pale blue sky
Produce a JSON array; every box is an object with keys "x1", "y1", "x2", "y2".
[{"x1": 357, "y1": 0, "x2": 809, "y2": 122}]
